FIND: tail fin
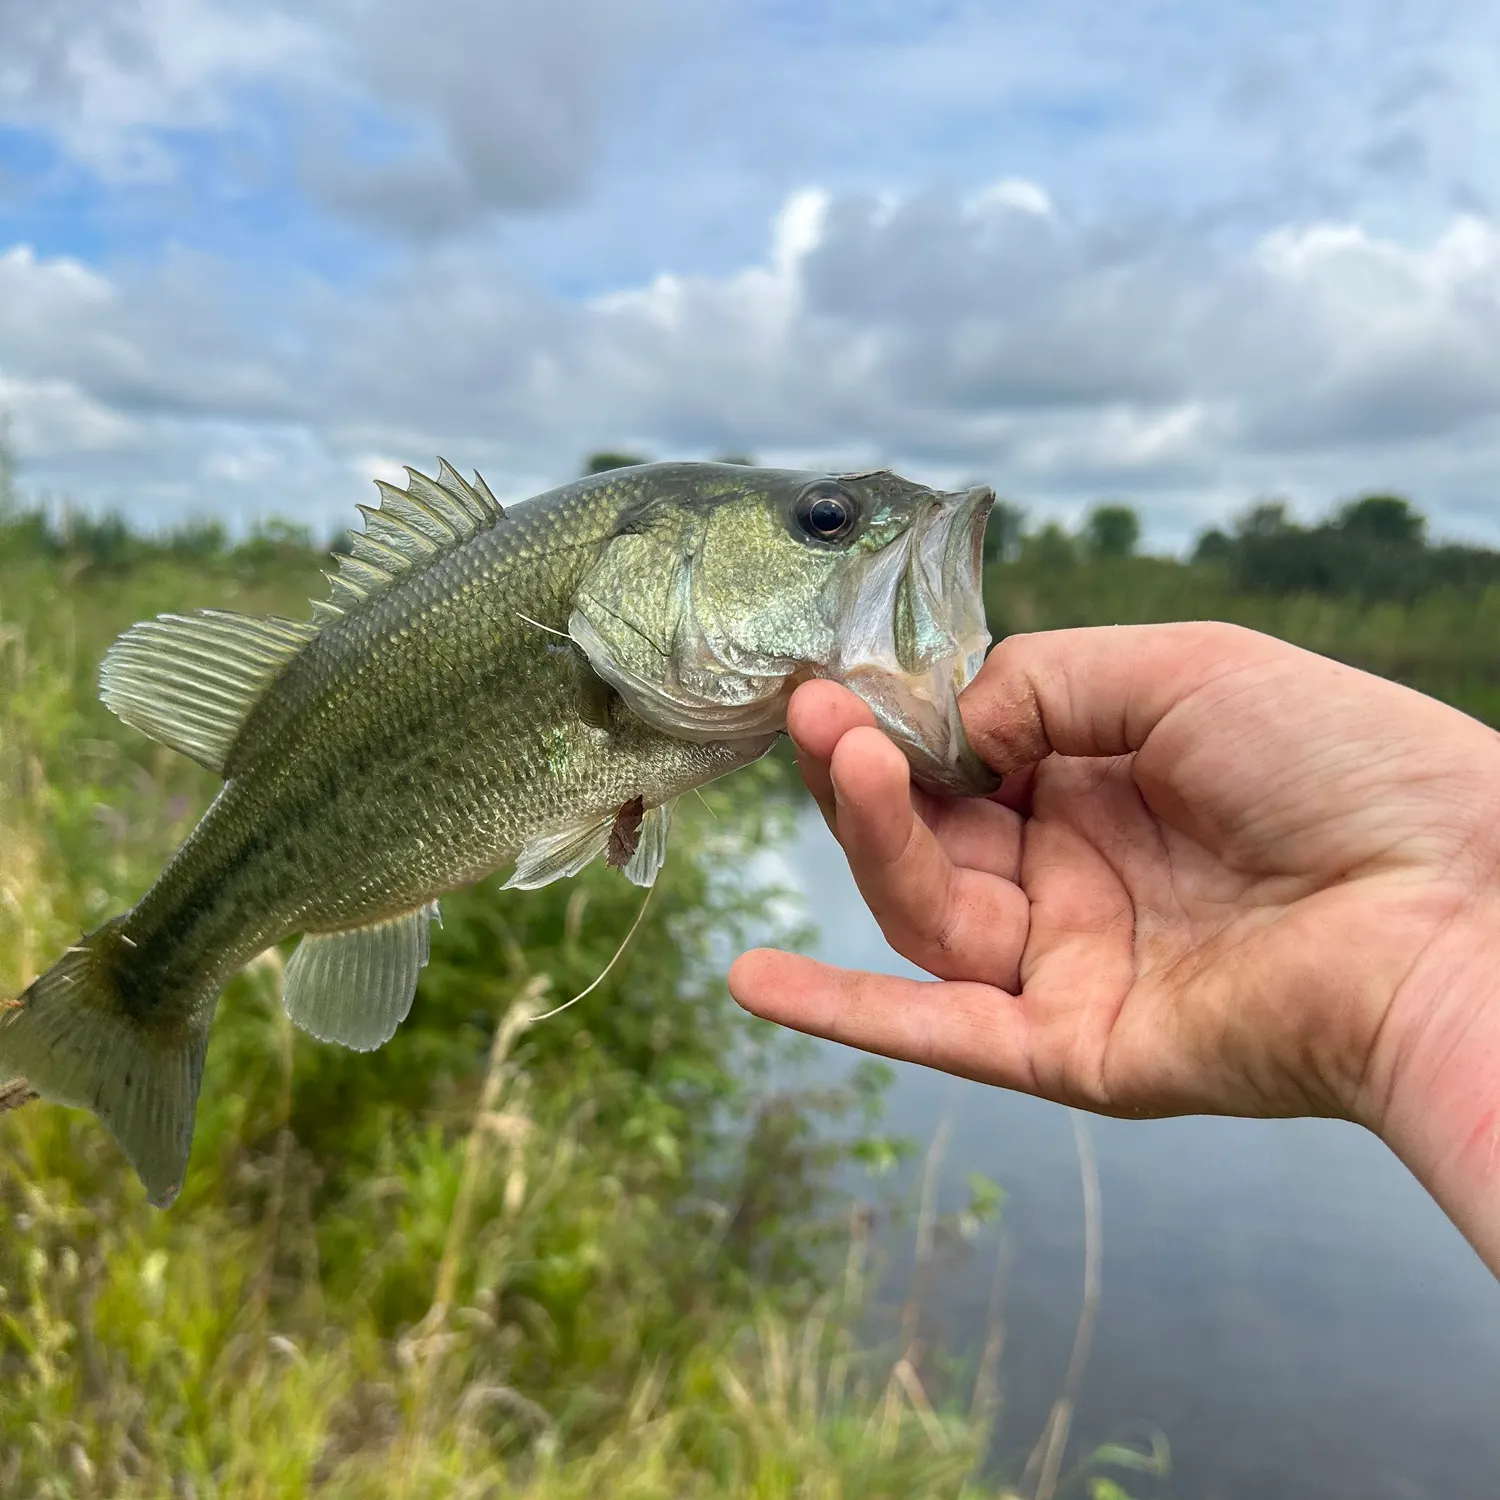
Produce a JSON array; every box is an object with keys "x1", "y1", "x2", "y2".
[{"x1": 0, "y1": 923, "x2": 209, "y2": 1206}]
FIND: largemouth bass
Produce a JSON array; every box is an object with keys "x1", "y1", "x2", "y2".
[{"x1": 1, "y1": 461, "x2": 995, "y2": 1205}]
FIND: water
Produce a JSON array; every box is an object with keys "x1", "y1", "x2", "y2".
[{"x1": 774, "y1": 801, "x2": 1500, "y2": 1500}]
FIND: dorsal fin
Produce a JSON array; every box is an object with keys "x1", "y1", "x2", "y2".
[
  {"x1": 100, "y1": 460, "x2": 503, "y2": 773},
  {"x1": 322, "y1": 459, "x2": 503, "y2": 614},
  {"x1": 100, "y1": 611, "x2": 319, "y2": 774}
]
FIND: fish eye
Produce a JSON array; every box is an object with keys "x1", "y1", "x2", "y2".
[{"x1": 792, "y1": 481, "x2": 858, "y2": 545}]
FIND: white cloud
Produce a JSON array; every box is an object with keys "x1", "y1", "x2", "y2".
[
  {"x1": 0, "y1": 0, "x2": 318, "y2": 179},
  {"x1": 0, "y1": 246, "x2": 115, "y2": 332},
  {"x1": 0, "y1": 0, "x2": 688, "y2": 226},
  {"x1": 770, "y1": 189, "x2": 830, "y2": 273},
  {"x1": 1248, "y1": 216, "x2": 1500, "y2": 447},
  {"x1": 967, "y1": 179, "x2": 1054, "y2": 221},
  {"x1": 1018, "y1": 403, "x2": 1220, "y2": 481},
  {"x1": 302, "y1": 0, "x2": 684, "y2": 232},
  {"x1": 4, "y1": 188, "x2": 1500, "y2": 546},
  {"x1": 0, "y1": 374, "x2": 137, "y2": 456}
]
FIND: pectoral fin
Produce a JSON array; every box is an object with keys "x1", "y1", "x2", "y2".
[
  {"x1": 502, "y1": 798, "x2": 675, "y2": 893},
  {"x1": 283, "y1": 902, "x2": 440, "y2": 1052},
  {"x1": 622, "y1": 801, "x2": 673, "y2": 888},
  {"x1": 502, "y1": 816, "x2": 612, "y2": 890}
]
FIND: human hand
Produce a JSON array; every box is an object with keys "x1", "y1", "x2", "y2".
[{"x1": 730, "y1": 624, "x2": 1500, "y2": 1273}]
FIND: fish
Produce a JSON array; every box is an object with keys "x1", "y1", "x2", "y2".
[{"x1": 0, "y1": 460, "x2": 995, "y2": 1205}]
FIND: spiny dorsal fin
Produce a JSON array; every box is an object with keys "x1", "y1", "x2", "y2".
[
  {"x1": 100, "y1": 610, "x2": 319, "y2": 774},
  {"x1": 322, "y1": 459, "x2": 503, "y2": 614}
]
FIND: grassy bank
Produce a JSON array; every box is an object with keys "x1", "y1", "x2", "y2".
[
  {"x1": 10, "y1": 486, "x2": 1494, "y2": 1498},
  {"x1": 0, "y1": 527, "x2": 1056, "y2": 1498}
]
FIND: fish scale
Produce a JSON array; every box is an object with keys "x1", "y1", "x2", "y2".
[{"x1": 0, "y1": 459, "x2": 995, "y2": 1205}]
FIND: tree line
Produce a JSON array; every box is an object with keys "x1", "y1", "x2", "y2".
[
  {"x1": 4, "y1": 428, "x2": 1497, "y2": 607},
  {"x1": 988, "y1": 492, "x2": 1500, "y2": 604}
]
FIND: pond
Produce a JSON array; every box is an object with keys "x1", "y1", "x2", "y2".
[{"x1": 773, "y1": 799, "x2": 1500, "y2": 1500}]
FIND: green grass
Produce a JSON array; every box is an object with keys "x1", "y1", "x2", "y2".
[
  {"x1": 10, "y1": 506, "x2": 1493, "y2": 1498},
  {"x1": 1, "y1": 534, "x2": 1059, "y2": 1498},
  {"x1": 9, "y1": 509, "x2": 1494, "y2": 1497}
]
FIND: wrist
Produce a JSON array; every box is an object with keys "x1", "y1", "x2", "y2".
[{"x1": 1365, "y1": 886, "x2": 1500, "y2": 1275}]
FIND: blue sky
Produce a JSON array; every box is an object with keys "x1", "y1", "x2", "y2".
[{"x1": 1, "y1": 0, "x2": 1498, "y2": 545}]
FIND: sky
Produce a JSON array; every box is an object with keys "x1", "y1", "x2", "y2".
[{"x1": 1, "y1": 0, "x2": 1499, "y2": 548}]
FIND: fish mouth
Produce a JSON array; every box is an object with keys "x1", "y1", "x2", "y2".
[{"x1": 826, "y1": 484, "x2": 1000, "y2": 796}]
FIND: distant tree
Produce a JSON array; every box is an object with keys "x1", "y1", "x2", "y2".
[
  {"x1": 234, "y1": 517, "x2": 316, "y2": 580},
  {"x1": 1234, "y1": 499, "x2": 1295, "y2": 538},
  {"x1": 167, "y1": 519, "x2": 228, "y2": 561},
  {"x1": 584, "y1": 450, "x2": 652, "y2": 474},
  {"x1": 255, "y1": 517, "x2": 314, "y2": 551},
  {"x1": 1020, "y1": 520, "x2": 1078, "y2": 571},
  {"x1": 1214, "y1": 490, "x2": 1498, "y2": 602},
  {"x1": 1219, "y1": 499, "x2": 1316, "y2": 593},
  {"x1": 60, "y1": 511, "x2": 143, "y2": 573},
  {"x1": 0, "y1": 414, "x2": 16, "y2": 520},
  {"x1": 983, "y1": 500, "x2": 1027, "y2": 564},
  {"x1": 1193, "y1": 528, "x2": 1234, "y2": 564},
  {"x1": 1083, "y1": 502, "x2": 1141, "y2": 558},
  {"x1": 1334, "y1": 493, "x2": 1425, "y2": 548}
]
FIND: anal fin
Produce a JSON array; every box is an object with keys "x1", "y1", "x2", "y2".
[{"x1": 283, "y1": 902, "x2": 440, "y2": 1052}]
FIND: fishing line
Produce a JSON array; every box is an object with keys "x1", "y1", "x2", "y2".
[
  {"x1": 511, "y1": 599, "x2": 661, "y2": 1025},
  {"x1": 530, "y1": 880, "x2": 657, "y2": 1024},
  {"x1": 514, "y1": 610, "x2": 572, "y2": 641}
]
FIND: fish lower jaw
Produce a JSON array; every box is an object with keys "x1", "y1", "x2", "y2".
[{"x1": 830, "y1": 661, "x2": 999, "y2": 797}]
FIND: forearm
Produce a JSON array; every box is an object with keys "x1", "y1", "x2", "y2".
[{"x1": 1369, "y1": 899, "x2": 1500, "y2": 1277}]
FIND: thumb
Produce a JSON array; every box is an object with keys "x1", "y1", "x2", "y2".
[{"x1": 961, "y1": 622, "x2": 1288, "y2": 773}]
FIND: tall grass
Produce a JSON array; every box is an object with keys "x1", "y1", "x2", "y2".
[
  {"x1": 8, "y1": 493, "x2": 1491, "y2": 1495},
  {"x1": 6, "y1": 532, "x2": 1141, "y2": 1497}
]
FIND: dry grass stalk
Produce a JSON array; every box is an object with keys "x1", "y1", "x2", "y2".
[
  {"x1": 966, "y1": 1222, "x2": 1012, "y2": 1491},
  {"x1": 0, "y1": 1077, "x2": 35, "y2": 1108},
  {"x1": 1024, "y1": 1109, "x2": 1102, "y2": 1500},
  {"x1": 898, "y1": 1104, "x2": 953, "y2": 1364},
  {"x1": 892, "y1": 1356, "x2": 949, "y2": 1452},
  {"x1": 397, "y1": 974, "x2": 549, "y2": 1492},
  {"x1": 431, "y1": 975, "x2": 550, "y2": 1319},
  {"x1": 247, "y1": 947, "x2": 294, "y2": 1333}
]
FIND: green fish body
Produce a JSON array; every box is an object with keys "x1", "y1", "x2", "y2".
[{"x1": 1, "y1": 460, "x2": 995, "y2": 1204}]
